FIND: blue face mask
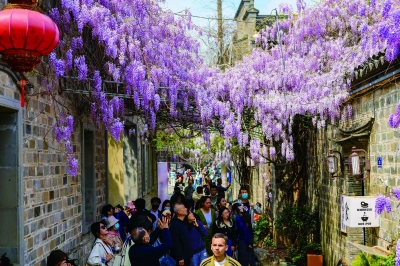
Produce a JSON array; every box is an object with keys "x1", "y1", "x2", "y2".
[
  {"x1": 241, "y1": 193, "x2": 249, "y2": 200},
  {"x1": 114, "y1": 223, "x2": 120, "y2": 230},
  {"x1": 164, "y1": 207, "x2": 170, "y2": 211}
]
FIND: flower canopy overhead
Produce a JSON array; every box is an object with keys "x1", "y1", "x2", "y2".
[{"x1": 44, "y1": 0, "x2": 399, "y2": 174}]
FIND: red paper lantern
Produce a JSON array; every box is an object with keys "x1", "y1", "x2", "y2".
[
  {"x1": 0, "y1": 1, "x2": 59, "y2": 107},
  {"x1": 0, "y1": 9, "x2": 59, "y2": 72}
]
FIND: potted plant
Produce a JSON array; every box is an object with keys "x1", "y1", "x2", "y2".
[{"x1": 305, "y1": 243, "x2": 323, "y2": 266}]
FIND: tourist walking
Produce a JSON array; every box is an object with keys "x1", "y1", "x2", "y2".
[
  {"x1": 184, "y1": 179, "x2": 196, "y2": 209},
  {"x1": 150, "y1": 197, "x2": 162, "y2": 219},
  {"x1": 47, "y1": 250, "x2": 75, "y2": 266},
  {"x1": 192, "y1": 186, "x2": 204, "y2": 203},
  {"x1": 212, "y1": 207, "x2": 236, "y2": 257},
  {"x1": 209, "y1": 185, "x2": 219, "y2": 209},
  {"x1": 170, "y1": 187, "x2": 187, "y2": 210},
  {"x1": 128, "y1": 217, "x2": 172, "y2": 266},
  {"x1": 216, "y1": 178, "x2": 230, "y2": 198},
  {"x1": 195, "y1": 196, "x2": 217, "y2": 255},
  {"x1": 106, "y1": 216, "x2": 123, "y2": 254},
  {"x1": 170, "y1": 203, "x2": 193, "y2": 266},
  {"x1": 216, "y1": 197, "x2": 227, "y2": 215},
  {"x1": 87, "y1": 221, "x2": 114, "y2": 266},
  {"x1": 233, "y1": 187, "x2": 262, "y2": 226},
  {"x1": 200, "y1": 233, "x2": 241, "y2": 266},
  {"x1": 232, "y1": 203, "x2": 255, "y2": 266},
  {"x1": 186, "y1": 211, "x2": 208, "y2": 266}
]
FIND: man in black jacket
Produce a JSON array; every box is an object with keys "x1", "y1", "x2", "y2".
[
  {"x1": 169, "y1": 203, "x2": 193, "y2": 266},
  {"x1": 129, "y1": 217, "x2": 172, "y2": 266}
]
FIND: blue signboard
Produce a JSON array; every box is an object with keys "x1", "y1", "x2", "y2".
[
  {"x1": 377, "y1": 156, "x2": 382, "y2": 168},
  {"x1": 227, "y1": 171, "x2": 232, "y2": 184}
]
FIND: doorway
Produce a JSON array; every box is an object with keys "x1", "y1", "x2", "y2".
[{"x1": 0, "y1": 106, "x2": 20, "y2": 263}]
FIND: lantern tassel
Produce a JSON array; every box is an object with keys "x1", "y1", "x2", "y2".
[
  {"x1": 21, "y1": 84, "x2": 24, "y2": 107},
  {"x1": 17, "y1": 79, "x2": 28, "y2": 108}
]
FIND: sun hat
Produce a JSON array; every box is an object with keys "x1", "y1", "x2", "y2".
[{"x1": 106, "y1": 216, "x2": 119, "y2": 228}]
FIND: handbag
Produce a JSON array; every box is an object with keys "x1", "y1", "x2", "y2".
[{"x1": 160, "y1": 255, "x2": 176, "y2": 266}]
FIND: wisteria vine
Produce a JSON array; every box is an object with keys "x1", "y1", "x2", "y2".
[
  {"x1": 45, "y1": 0, "x2": 400, "y2": 177},
  {"x1": 46, "y1": 0, "x2": 202, "y2": 175},
  {"x1": 195, "y1": 0, "x2": 395, "y2": 163}
]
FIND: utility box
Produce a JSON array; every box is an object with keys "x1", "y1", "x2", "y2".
[{"x1": 342, "y1": 196, "x2": 380, "y2": 227}]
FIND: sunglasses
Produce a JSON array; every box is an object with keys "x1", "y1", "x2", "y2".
[{"x1": 100, "y1": 225, "x2": 107, "y2": 230}]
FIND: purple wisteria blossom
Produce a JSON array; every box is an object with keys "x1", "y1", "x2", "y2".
[
  {"x1": 67, "y1": 155, "x2": 79, "y2": 176},
  {"x1": 382, "y1": 0, "x2": 392, "y2": 18},
  {"x1": 45, "y1": 0, "x2": 400, "y2": 173},
  {"x1": 393, "y1": 188, "x2": 400, "y2": 201},
  {"x1": 385, "y1": 196, "x2": 392, "y2": 213},
  {"x1": 375, "y1": 194, "x2": 387, "y2": 215},
  {"x1": 110, "y1": 118, "x2": 124, "y2": 141}
]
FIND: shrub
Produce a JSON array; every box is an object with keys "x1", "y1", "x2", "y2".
[
  {"x1": 275, "y1": 204, "x2": 319, "y2": 265},
  {"x1": 253, "y1": 214, "x2": 271, "y2": 246}
]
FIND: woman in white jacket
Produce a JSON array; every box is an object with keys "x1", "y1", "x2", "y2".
[{"x1": 87, "y1": 221, "x2": 114, "y2": 266}]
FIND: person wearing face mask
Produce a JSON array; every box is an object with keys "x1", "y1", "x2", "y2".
[
  {"x1": 233, "y1": 187, "x2": 262, "y2": 226},
  {"x1": 209, "y1": 185, "x2": 219, "y2": 209},
  {"x1": 106, "y1": 216, "x2": 123, "y2": 255},
  {"x1": 161, "y1": 200, "x2": 171, "y2": 212},
  {"x1": 150, "y1": 197, "x2": 162, "y2": 219},
  {"x1": 129, "y1": 217, "x2": 171, "y2": 266}
]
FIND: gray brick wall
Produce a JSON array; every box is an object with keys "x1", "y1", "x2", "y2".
[
  {"x1": 316, "y1": 81, "x2": 400, "y2": 265},
  {"x1": 0, "y1": 71, "x2": 109, "y2": 266}
]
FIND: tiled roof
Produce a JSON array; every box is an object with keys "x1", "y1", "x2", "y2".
[{"x1": 353, "y1": 51, "x2": 386, "y2": 80}]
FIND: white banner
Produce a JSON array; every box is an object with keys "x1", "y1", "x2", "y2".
[{"x1": 342, "y1": 196, "x2": 380, "y2": 228}]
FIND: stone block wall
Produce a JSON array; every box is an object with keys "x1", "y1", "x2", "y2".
[
  {"x1": 316, "y1": 81, "x2": 400, "y2": 265},
  {"x1": 22, "y1": 80, "x2": 107, "y2": 265},
  {"x1": 366, "y1": 83, "x2": 400, "y2": 248}
]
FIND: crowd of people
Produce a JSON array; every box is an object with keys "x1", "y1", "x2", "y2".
[{"x1": 46, "y1": 175, "x2": 262, "y2": 266}]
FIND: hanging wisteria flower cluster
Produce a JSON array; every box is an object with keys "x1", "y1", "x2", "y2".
[
  {"x1": 375, "y1": 187, "x2": 400, "y2": 264},
  {"x1": 46, "y1": 0, "x2": 400, "y2": 174},
  {"x1": 214, "y1": 149, "x2": 231, "y2": 166},
  {"x1": 195, "y1": 0, "x2": 389, "y2": 162},
  {"x1": 54, "y1": 115, "x2": 78, "y2": 175},
  {"x1": 46, "y1": 0, "x2": 202, "y2": 175}
]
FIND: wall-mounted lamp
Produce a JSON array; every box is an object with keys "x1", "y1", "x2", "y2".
[
  {"x1": 246, "y1": 157, "x2": 255, "y2": 168},
  {"x1": 326, "y1": 149, "x2": 344, "y2": 180},
  {"x1": 348, "y1": 146, "x2": 370, "y2": 181}
]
